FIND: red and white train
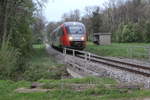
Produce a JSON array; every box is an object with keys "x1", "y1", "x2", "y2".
[{"x1": 49, "y1": 22, "x2": 87, "y2": 50}]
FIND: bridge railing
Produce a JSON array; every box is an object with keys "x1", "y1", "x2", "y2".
[
  {"x1": 63, "y1": 47, "x2": 150, "y2": 66},
  {"x1": 63, "y1": 48, "x2": 91, "y2": 61}
]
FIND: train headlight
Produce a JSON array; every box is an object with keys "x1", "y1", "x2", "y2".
[
  {"x1": 69, "y1": 36, "x2": 73, "y2": 41},
  {"x1": 81, "y1": 37, "x2": 85, "y2": 41}
]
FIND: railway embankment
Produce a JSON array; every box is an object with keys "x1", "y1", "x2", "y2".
[
  {"x1": 65, "y1": 54, "x2": 150, "y2": 88},
  {"x1": 5, "y1": 43, "x2": 150, "y2": 100},
  {"x1": 46, "y1": 43, "x2": 150, "y2": 88}
]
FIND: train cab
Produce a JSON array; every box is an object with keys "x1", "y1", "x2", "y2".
[{"x1": 50, "y1": 22, "x2": 87, "y2": 50}]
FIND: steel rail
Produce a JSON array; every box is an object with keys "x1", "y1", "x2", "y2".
[
  {"x1": 91, "y1": 55, "x2": 150, "y2": 70},
  {"x1": 76, "y1": 55, "x2": 150, "y2": 77},
  {"x1": 62, "y1": 48, "x2": 150, "y2": 77}
]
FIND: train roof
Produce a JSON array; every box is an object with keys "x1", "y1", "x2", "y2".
[
  {"x1": 51, "y1": 22, "x2": 85, "y2": 33},
  {"x1": 63, "y1": 22, "x2": 84, "y2": 26}
]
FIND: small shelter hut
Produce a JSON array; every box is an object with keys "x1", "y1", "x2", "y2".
[{"x1": 93, "y1": 33, "x2": 112, "y2": 45}]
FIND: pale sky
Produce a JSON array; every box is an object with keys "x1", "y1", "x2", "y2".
[{"x1": 43, "y1": 0, "x2": 108, "y2": 22}]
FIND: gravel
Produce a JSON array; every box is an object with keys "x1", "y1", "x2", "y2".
[
  {"x1": 45, "y1": 44, "x2": 150, "y2": 88},
  {"x1": 65, "y1": 55, "x2": 150, "y2": 88}
]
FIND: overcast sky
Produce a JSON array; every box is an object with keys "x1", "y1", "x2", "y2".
[{"x1": 43, "y1": 0, "x2": 108, "y2": 22}]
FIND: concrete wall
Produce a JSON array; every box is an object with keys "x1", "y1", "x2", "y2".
[
  {"x1": 93, "y1": 33, "x2": 111, "y2": 45},
  {"x1": 99, "y1": 35, "x2": 111, "y2": 45}
]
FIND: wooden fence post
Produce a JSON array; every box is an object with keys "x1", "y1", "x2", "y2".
[{"x1": 149, "y1": 47, "x2": 150, "y2": 62}]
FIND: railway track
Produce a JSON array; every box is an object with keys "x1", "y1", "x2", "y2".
[{"x1": 63, "y1": 48, "x2": 150, "y2": 77}]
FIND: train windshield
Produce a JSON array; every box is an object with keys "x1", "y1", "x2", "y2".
[{"x1": 67, "y1": 25, "x2": 85, "y2": 34}]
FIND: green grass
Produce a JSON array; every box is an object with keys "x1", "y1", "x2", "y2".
[
  {"x1": 1, "y1": 43, "x2": 150, "y2": 100},
  {"x1": 85, "y1": 42, "x2": 150, "y2": 60},
  {"x1": 38, "y1": 76, "x2": 117, "y2": 87},
  {"x1": 30, "y1": 44, "x2": 58, "y2": 67},
  {"x1": 1, "y1": 77, "x2": 150, "y2": 100},
  {"x1": 23, "y1": 44, "x2": 66, "y2": 81}
]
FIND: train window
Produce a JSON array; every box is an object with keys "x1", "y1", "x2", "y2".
[{"x1": 67, "y1": 25, "x2": 84, "y2": 34}]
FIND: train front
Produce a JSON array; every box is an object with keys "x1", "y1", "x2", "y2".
[{"x1": 65, "y1": 22, "x2": 86, "y2": 50}]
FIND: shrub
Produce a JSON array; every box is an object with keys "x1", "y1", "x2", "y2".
[
  {"x1": 144, "y1": 21, "x2": 150, "y2": 42},
  {"x1": 0, "y1": 40, "x2": 19, "y2": 79},
  {"x1": 23, "y1": 65, "x2": 67, "y2": 81},
  {"x1": 131, "y1": 23, "x2": 144, "y2": 42},
  {"x1": 112, "y1": 23, "x2": 124, "y2": 42},
  {"x1": 114, "y1": 23, "x2": 144, "y2": 43}
]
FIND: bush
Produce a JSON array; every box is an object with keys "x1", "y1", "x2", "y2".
[
  {"x1": 23, "y1": 65, "x2": 67, "y2": 81},
  {"x1": 113, "y1": 23, "x2": 144, "y2": 43},
  {"x1": 0, "y1": 40, "x2": 19, "y2": 79},
  {"x1": 131, "y1": 23, "x2": 144, "y2": 42},
  {"x1": 144, "y1": 21, "x2": 150, "y2": 42}
]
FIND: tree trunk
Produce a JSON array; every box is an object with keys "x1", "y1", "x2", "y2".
[{"x1": 3, "y1": 0, "x2": 9, "y2": 42}]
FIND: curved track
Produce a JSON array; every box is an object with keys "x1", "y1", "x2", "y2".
[
  {"x1": 76, "y1": 54, "x2": 150, "y2": 77},
  {"x1": 58, "y1": 47, "x2": 150, "y2": 77}
]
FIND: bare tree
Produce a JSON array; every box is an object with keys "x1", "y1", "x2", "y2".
[
  {"x1": 47, "y1": 22, "x2": 60, "y2": 34},
  {"x1": 62, "y1": 9, "x2": 81, "y2": 22}
]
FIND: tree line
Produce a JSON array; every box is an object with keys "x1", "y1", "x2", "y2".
[
  {"x1": 0, "y1": 0, "x2": 46, "y2": 80},
  {"x1": 47, "y1": 0, "x2": 150, "y2": 43}
]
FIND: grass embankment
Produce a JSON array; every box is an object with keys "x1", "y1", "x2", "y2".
[
  {"x1": 23, "y1": 44, "x2": 66, "y2": 81},
  {"x1": 1, "y1": 44, "x2": 150, "y2": 100},
  {"x1": 85, "y1": 42, "x2": 150, "y2": 59},
  {"x1": 1, "y1": 77, "x2": 150, "y2": 100}
]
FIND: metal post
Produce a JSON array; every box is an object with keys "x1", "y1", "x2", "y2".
[
  {"x1": 127, "y1": 47, "x2": 129, "y2": 58},
  {"x1": 146, "y1": 79, "x2": 150, "y2": 88},
  {"x1": 149, "y1": 47, "x2": 150, "y2": 62},
  {"x1": 63, "y1": 48, "x2": 66, "y2": 55},
  {"x1": 63, "y1": 48, "x2": 67, "y2": 63},
  {"x1": 85, "y1": 53, "x2": 87, "y2": 61},
  {"x1": 64, "y1": 48, "x2": 67, "y2": 55},
  {"x1": 88, "y1": 53, "x2": 91, "y2": 61},
  {"x1": 73, "y1": 50, "x2": 75, "y2": 56},
  {"x1": 84, "y1": 53, "x2": 87, "y2": 68},
  {"x1": 129, "y1": 47, "x2": 133, "y2": 59}
]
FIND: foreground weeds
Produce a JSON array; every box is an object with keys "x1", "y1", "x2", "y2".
[
  {"x1": 1, "y1": 44, "x2": 150, "y2": 100},
  {"x1": 1, "y1": 77, "x2": 150, "y2": 100},
  {"x1": 0, "y1": 40, "x2": 19, "y2": 80},
  {"x1": 23, "y1": 44, "x2": 67, "y2": 81}
]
